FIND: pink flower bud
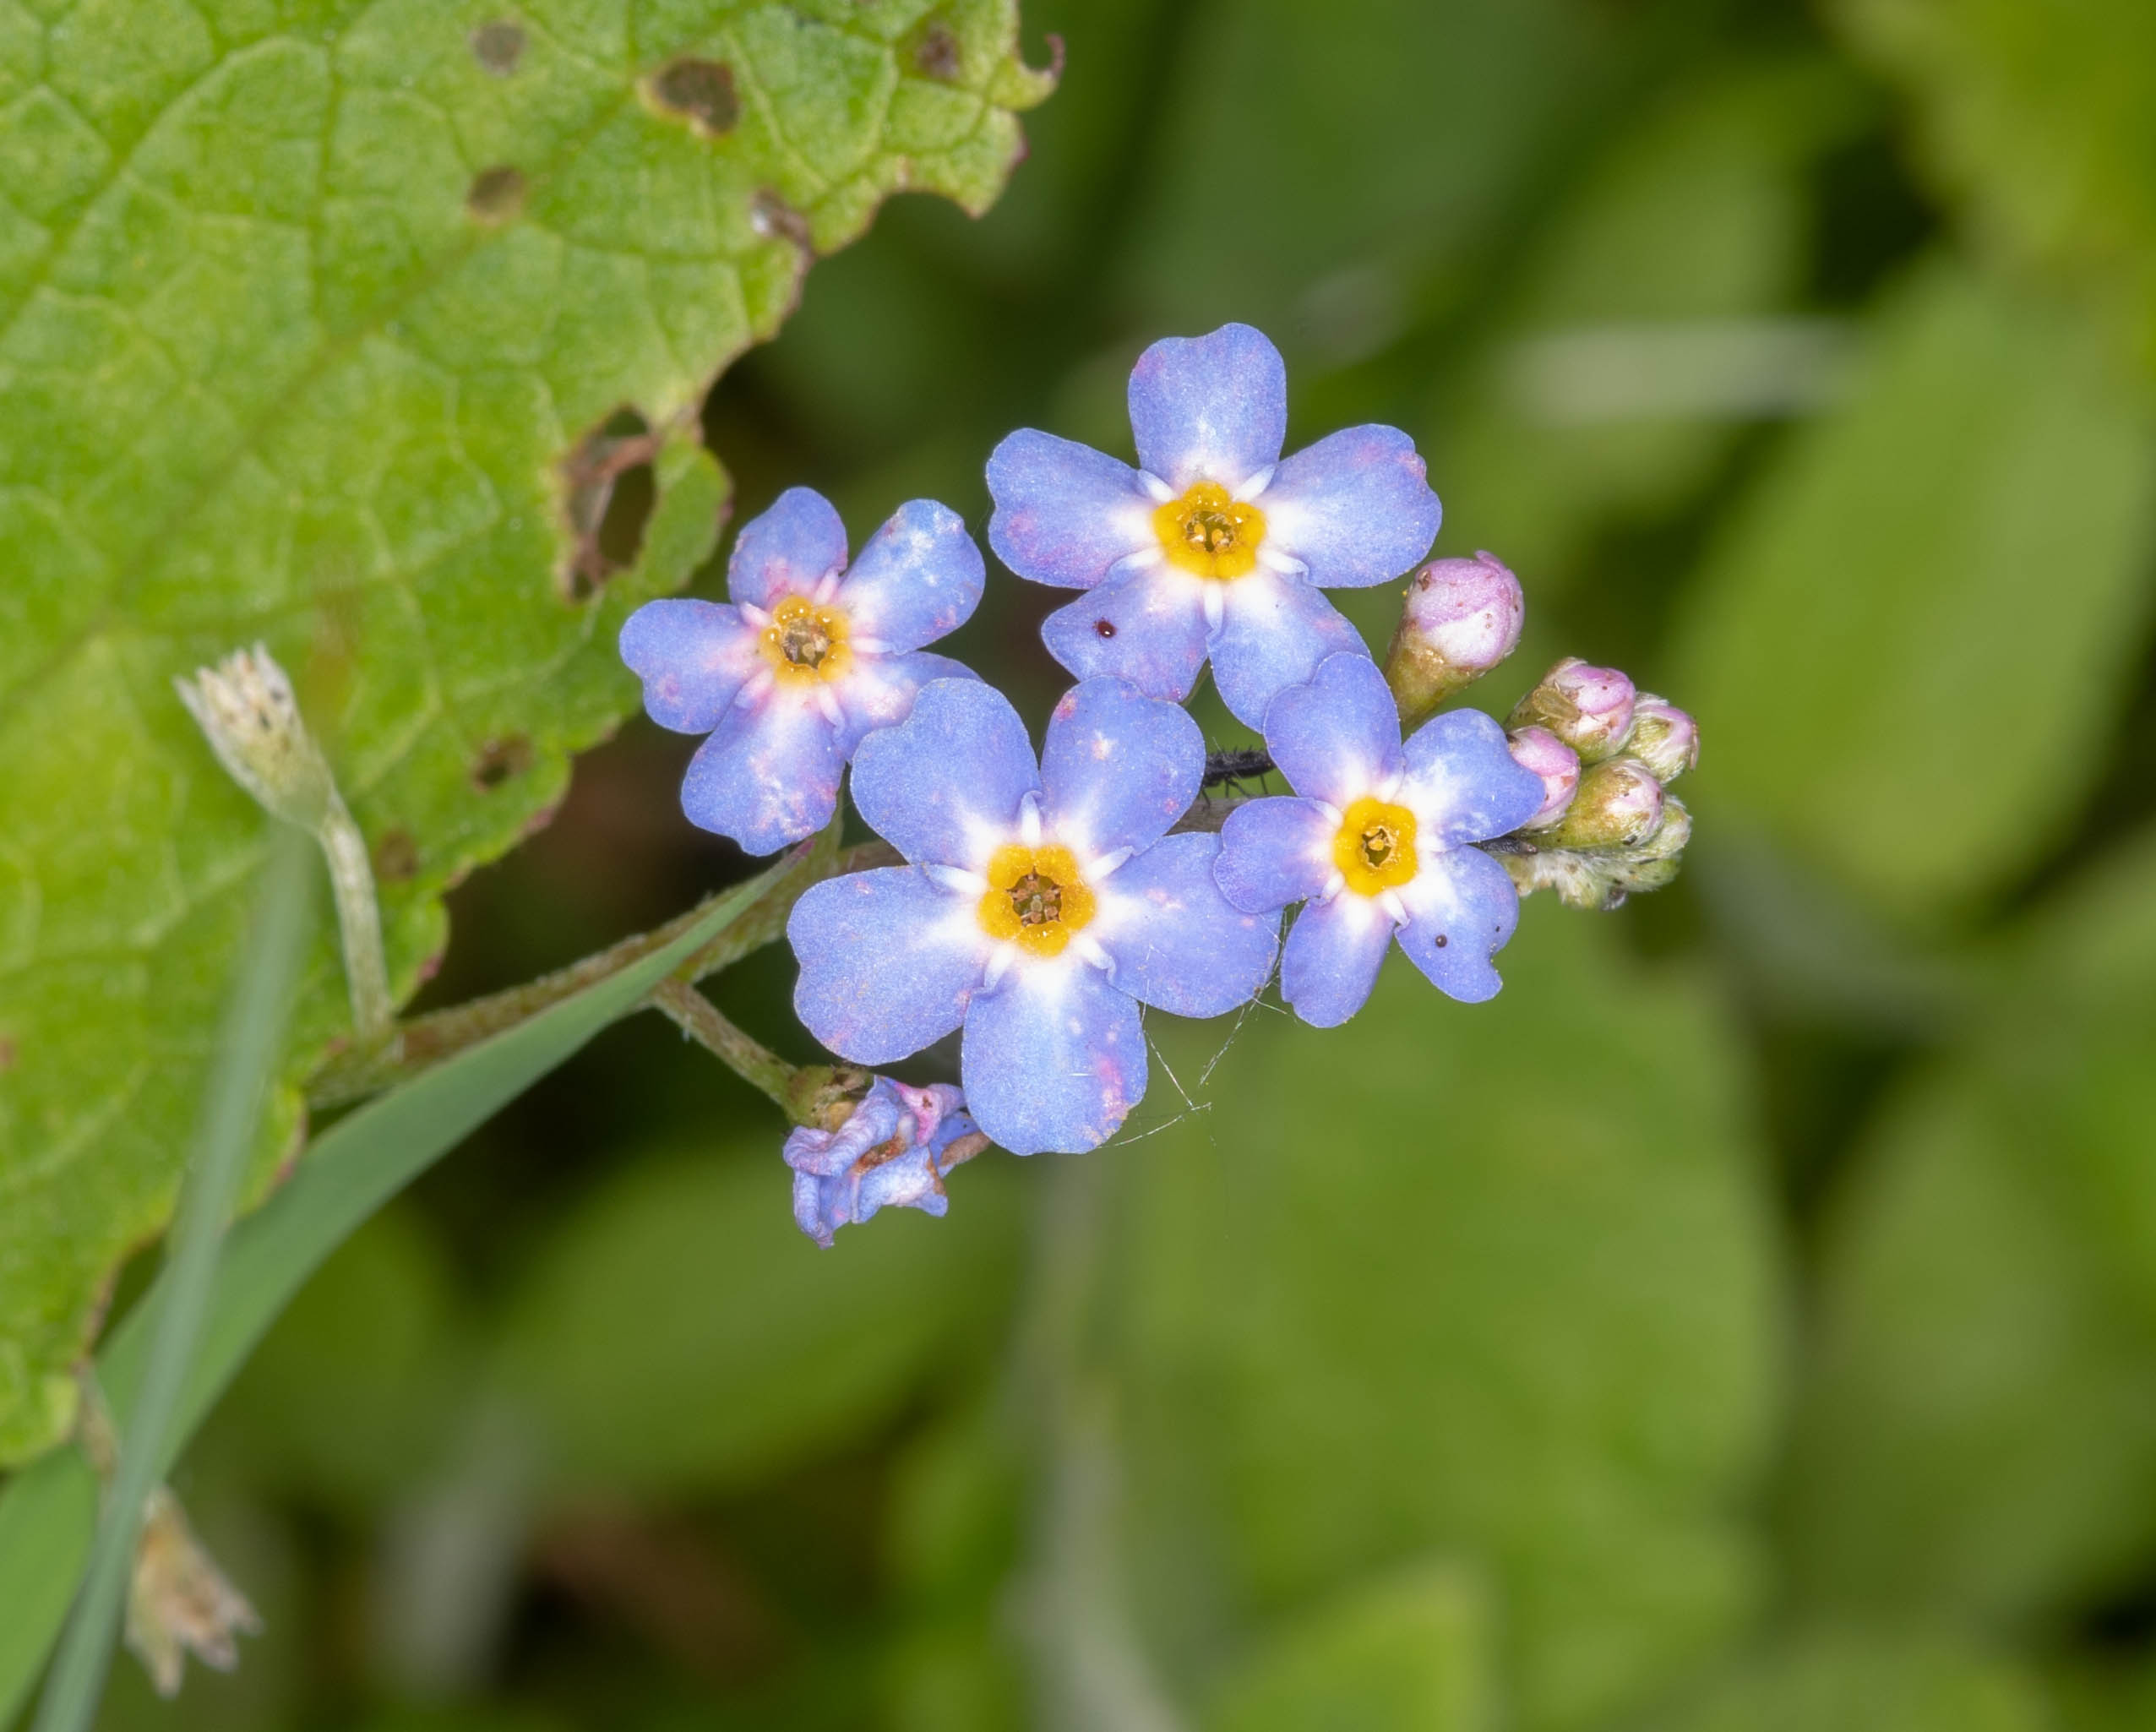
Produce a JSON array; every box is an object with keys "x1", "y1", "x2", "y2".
[
  {"x1": 1509, "y1": 656, "x2": 1636, "y2": 762},
  {"x1": 1507, "y1": 725, "x2": 1579, "y2": 829},
  {"x1": 1625, "y1": 695, "x2": 1698, "y2": 783},
  {"x1": 1382, "y1": 551, "x2": 1524, "y2": 722},
  {"x1": 1547, "y1": 757, "x2": 1663, "y2": 849}
]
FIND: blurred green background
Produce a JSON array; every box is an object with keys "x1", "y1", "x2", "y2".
[{"x1": 73, "y1": 0, "x2": 2156, "y2": 1728}]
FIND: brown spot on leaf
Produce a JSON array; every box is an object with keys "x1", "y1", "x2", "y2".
[
  {"x1": 0, "y1": 1035, "x2": 15, "y2": 1073},
  {"x1": 559, "y1": 410, "x2": 663, "y2": 598},
  {"x1": 373, "y1": 828, "x2": 420, "y2": 883},
  {"x1": 466, "y1": 165, "x2": 526, "y2": 222},
  {"x1": 472, "y1": 735, "x2": 534, "y2": 791},
  {"x1": 909, "y1": 18, "x2": 963, "y2": 81},
  {"x1": 651, "y1": 57, "x2": 739, "y2": 134},
  {"x1": 471, "y1": 19, "x2": 525, "y2": 74},
  {"x1": 749, "y1": 188, "x2": 814, "y2": 253}
]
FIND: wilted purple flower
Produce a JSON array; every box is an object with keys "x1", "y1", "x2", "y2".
[
  {"x1": 1507, "y1": 725, "x2": 1580, "y2": 830},
  {"x1": 621, "y1": 487, "x2": 983, "y2": 855},
  {"x1": 788, "y1": 678, "x2": 1279, "y2": 1155},
  {"x1": 1213, "y1": 655, "x2": 1545, "y2": 1027},
  {"x1": 987, "y1": 323, "x2": 1441, "y2": 728},
  {"x1": 1384, "y1": 551, "x2": 1524, "y2": 718},
  {"x1": 783, "y1": 1077, "x2": 985, "y2": 1247},
  {"x1": 1511, "y1": 656, "x2": 1636, "y2": 763}
]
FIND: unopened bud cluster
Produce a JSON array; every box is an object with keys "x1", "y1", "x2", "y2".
[{"x1": 1494, "y1": 660, "x2": 1696, "y2": 911}]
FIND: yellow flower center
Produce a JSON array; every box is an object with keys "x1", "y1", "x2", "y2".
[
  {"x1": 1332, "y1": 797, "x2": 1418, "y2": 896},
  {"x1": 760, "y1": 595, "x2": 852, "y2": 684},
  {"x1": 1153, "y1": 480, "x2": 1266, "y2": 580},
  {"x1": 977, "y1": 842, "x2": 1097, "y2": 958}
]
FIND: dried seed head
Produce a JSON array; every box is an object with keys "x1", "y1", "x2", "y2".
[
  {"x1": 174, "y1": 644, "x2": 335, "y2": 829},
  {"x1": 125, "y1": 1487, "x2": 261, "y2": 1697}
]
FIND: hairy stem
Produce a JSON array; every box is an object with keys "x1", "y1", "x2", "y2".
[
  {"x1": 306, "y1": 831, "x2": 861, "y2": 1107},
  {"x1": 649, "y1": 979, "x2": 798, "y2": 1115},
  {"x1": 305, "y1": 790, "x2": 1255, "y2": 1113},
  {"x1": 319, "y1": 798, "x2": 393, "y2": 1042}
]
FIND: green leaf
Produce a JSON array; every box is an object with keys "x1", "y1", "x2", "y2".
[
  {"x1": 1830, "y1": 0, "x2": 2156, "y2": 359},
  {"x1": 1115, "y1": 0, "x2": 1615, "y2": 340},
  {"x1": 1782, "y1": 825, "x2": 2156, "y2": 1627},
  {"x1": 1430, "y1": 57, "x2": 1871, "y2": 595},
  {"x1": 0, "y1": 0, "x2": 1051, "y2": 1467},
  {"x1": 1634, "y1": 1634, "x2": 2050, "y2": 1732},
  {"x1": 2052, "y1": 1657, "x2": 2156, "y2": 1732},
  {"x1": 493, "y1": 1141, "x2": 1021, "y2": 1495},
  {"x1": 1204, "y1": 1564, "x2": 1494, "y2": 1732},
  {"x1": 1110, "y1": 912, "x2": 1781, "y2": 1732},
  {"x1": 0, "y1": 855, "x2": 785, "y2": 1728},
  {"x1": 1672, "y1": 257, "x2": 2156, "y2": 924}
]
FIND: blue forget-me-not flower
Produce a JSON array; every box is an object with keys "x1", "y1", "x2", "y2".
[
  {"x1": 787, "y1": 678, "x2": 1280, "y2": 1155},
  {"x1": 621, "y1": 487, "x2": 983, "y2": 854},
  {"x1": 986, "y1": 323, "x2": 1441, "y2": 728},
  {"x1": 783, "y1": 1077, "x2": 983, "y2": 1247},
  {"x1": 1213, "y1": 654, "x2": 1546, "y2": 1027}
]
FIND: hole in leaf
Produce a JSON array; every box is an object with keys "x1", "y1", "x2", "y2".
[
  {"x1": 466, "y1": 165, "x2": 526, "y2": 222},
  {"x1": 560, "y1": 408, "x2": 664, "y2": 599},
  {"x1": 749, "y1": 188, "x2": 814, "y2": 253},
  {"x1": 651, "y1": 57, "x2": 739, "y2": 134},
  {"x1": 907, "y1": 17, "x2": 963, "y2": 81},
  {"x1": 471, "y1": 735, "x2": 534, "y2": 791},
  {"x1": 471, "y1": 19, "x2": 525, "y2": 74},
  {"x1": 373, "y1": 828, "x2": 420, "y2": 884}
]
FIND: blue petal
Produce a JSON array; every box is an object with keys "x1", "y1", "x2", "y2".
[
  {"x1": 1040, "y1": 559, "x2": 1210, "y2": 703},
  {"x1": 836, "y1": 498, "x2": 985, "y2": 651},
  {"x1": 1093, "y1": 832, "x2": 1278, "y2": 1016},
  {"x1": 988, "y1": 430, "x2": 1157, "y2": 590},
  {"x1": 1211, "y1": 572, "x2": 1372, "y2": 729},
  {"x1": 1260, "y1": 651, "x2": 1402, "y2": 808},
  {"x1": 619, "y1": 599, "x2": 760, "y2": 734},
  {"x1": 857, "y1": 1146, "x2": 951, "y2": 1221},
  {"x1": 850, "y1": 678, "x2": 1041, "y2": 870},
  {"x1": 1038, "y1": 678, "x2": 1203, "y2": 859},
  {"x1": 729, "y1": 486, "x2": 849, "y2": 611},
  {"x1": 1281, "y1": 892, "x2": 1395, "y2": 1027},
  {"x1": 1394, "y1": 846, "x2": 1522, "y2": 1004},
  {"x1": 781, "y1": 1083, "x2": 906, "y2": 1178},
  {"x1": 1260, "y1": 425, "x2": 1440, "y2": 588},
  {"x1": 961, "y1": 960, "x2": 1146, "y2": 1155},
  {"x1": 789, "y1": 867, "x2": 988, "y2": 1063},
  {"x1": 680, "y1": 696, "x2": 841, "y2": 854},
  {"x1": 1128, "y1": 323, "x2": 1287, "y2": 491},
  {"x1": 1213, "y1": 796, "x2": 1336, "y2": 913},
  {"x1": 1399, "y1": 706, "x2": 1549, "y2": 847},
  {"x1": 833, "y1": 650, "x2": 977, "y2": 758}
]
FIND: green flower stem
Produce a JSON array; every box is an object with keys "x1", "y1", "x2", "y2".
[
  {"x1": 305, "y1": 827, "x2": 865, "y2": 1108},
  {"x1": 649, "y1": 978, "x2": 800, "y2": 1117},
  {"x1": 305, "y1": 791, "x2": 1258, "y2": 1114},
  {"x1": 318, "y1": 797, "x2": 392, "y2": 1043}
]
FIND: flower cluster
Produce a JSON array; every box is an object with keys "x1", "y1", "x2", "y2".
[{"x1": 621, "y1": 324, "x2": 1698, "y2": 1243}]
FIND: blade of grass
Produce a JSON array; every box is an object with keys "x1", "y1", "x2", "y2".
[
  {"x1": 0, "y1": 850, "x2": 798, "y2": 1726},
  {"x1": 32, "y1": 825, "x2": 313, "y2": 1732}
]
